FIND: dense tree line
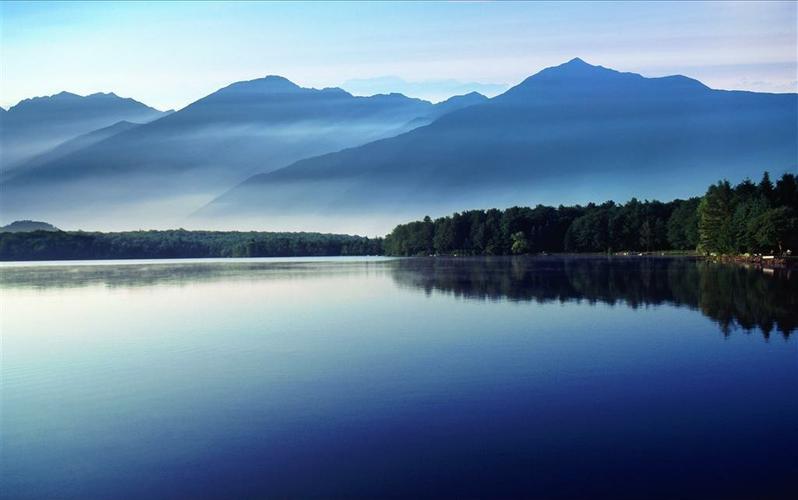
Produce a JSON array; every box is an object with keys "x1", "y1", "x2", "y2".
[
  {"x1": 698, "y1": 172, "x2": 798, "y2": 254},
  {"x1": 0, "y1": 230, "x2": 383, "y2": 261},
  {"x1": 385, "y1": 172, "x2": 797, "y2": 256}
]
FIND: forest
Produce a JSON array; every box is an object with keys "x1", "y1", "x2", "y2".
[
  {"x1": 0, "y1": 230, "x2": 383, "y2": 261},
  {"x1": 384, "y1": 172, "x2": 798, "y2": 256}
]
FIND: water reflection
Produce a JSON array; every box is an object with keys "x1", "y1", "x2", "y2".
[
  {"x1": 0, "y1": 260, "x2": 391, "y2": 289},
  {"x1": 391, "y1": 257, "x2": 798, "y2": 339},
  {"x1": 2, "y1": 256, "x2": 795, "y2": 338},
  {"x1": 2, "y1": 256, "x2": 796, "y2": 499}
]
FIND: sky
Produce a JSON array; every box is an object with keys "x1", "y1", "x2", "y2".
[{"x1": 1, "y1": 1, "x2": 796, "y2": 110}]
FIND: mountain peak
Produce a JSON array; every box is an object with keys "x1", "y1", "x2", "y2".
[
  {"x1": 438, "y1": 91, "x2": 488, "y2": 106},
  {"x1": 543, "y1": 57, "x2": 615, "y2": 76},
  {"x1": 209, "y1": 75, "x2": 304, "y2": 99},
  {"x1": 241, "y1": 75, "x2": 301, "y2": 91},
  {"x1": 87, "y1": 91, "x2": 120, "y2": 99},
  {"x1": 8, "y1": 90, "x2": 164, "y2": 114},
  {"x1": 259, "y1": 75, "x2": 298, "y2": 86},
  {"x1": 565, "y1": 57, "x2": 589, "y2": 66},
  {"x1": 496, "y1": 57, "x2": 718, "y2": 103},
  {"x1": 13, "y1": 91, "x2": 78, "y2": 108}
]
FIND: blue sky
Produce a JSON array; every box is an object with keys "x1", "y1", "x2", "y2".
[{"x1": 1, "y1": 1, "x2": 796, "y2": 110}]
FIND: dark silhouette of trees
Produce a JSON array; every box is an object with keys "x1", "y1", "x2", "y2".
[
  {"x1": 386, "y1": 171, "x2": 797, "y2": 257},
  {"x1": 0, "y1": 230, "x2": 383, "y2": 261},
  {"x1": 390, "y1": 256, "x2": 797, "y2": 338},
  {"x1": 698, "y1": 172, "x2": 798, "y2": 254},
  {"x1": 698, "y1": 180, "x2": 736, "y2": 254},
  {"x1": 666, "y1": 198, "x2": 700, "y2": 250}
]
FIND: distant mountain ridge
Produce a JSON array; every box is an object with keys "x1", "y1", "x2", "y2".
[
  {"x1": 2, "y1": 58, "x2": 795, "y2": 235},
  {"x1": 0, "y1": 76, "x2": 486, "y2": 228},
  {"x1": 197, "y1": 58, "x2": 797, "y2": 234},
  {"x1": 1, "y1": 91, "x2": 168, "y2": 168}
]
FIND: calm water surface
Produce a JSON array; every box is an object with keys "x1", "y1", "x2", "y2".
[{"x1": 1, "y1": 256, "x2": 796, "y2": 499}]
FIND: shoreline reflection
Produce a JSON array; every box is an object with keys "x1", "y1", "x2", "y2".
[{"x1": 391, "y1": 257, "x2": 797, "y2": 339}]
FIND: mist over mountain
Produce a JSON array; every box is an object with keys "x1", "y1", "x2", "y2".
[
  {"x1": 2, "y1": 59, "x2": 795, "y2": 234},
  {"x1": 1, "y1": 120, "x2": 141, "y2": 182},
  {"x1": 198, "y1": 58, "x2": 798, "y2": 234},
  {"x1": 0, "y1": 77, "x2": 482, "y2": 229},
  {"x1": 0, "y1": 91, "x2": 167, "y2": 168},
  {"x1": 403, "y1": 92, "x2": 489, "y2": 129},
  {"x1": 341, "y1": 76, "x2": 508, "y2": 103}
]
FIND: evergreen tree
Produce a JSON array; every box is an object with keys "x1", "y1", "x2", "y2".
[
  {"x1": 698, "y1": 181, "x2": 735, "y2": 254},
  {"x1": 666, "y1": 198, "x2": 700, "y2": 250},
  {"x1": 758, "y1": 171, "x2": 775, "y2": 204},
  {"x1": 752, "y1": 207, "x2": 798, "y2": 254},
  {"x1": 774, "y1": 173, "x2": 798, "y2": 210},
  {"x1": 639, "y1": 220, "x2": 654, "y2": 251}
]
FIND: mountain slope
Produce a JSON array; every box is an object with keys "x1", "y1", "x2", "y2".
[
  {"x1": 0, "y1": 91, "x2": 167, "y2": 168},
  {"x1": 402, "y1": 92, "x2": 489, "y2": 129},
  {"x1": 1, "y1": 120, "x2": 141, "y2": 181},
  {"x1": 0, "y1": 77, "x2": 485, "y2": 228},
  {"x1": 198, "y1": 58, "x2": 798, "y2": 234}
]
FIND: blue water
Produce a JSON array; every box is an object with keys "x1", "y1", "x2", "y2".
[{"x1": 1, "y1": 257, "x2": 796, "y2": 499}]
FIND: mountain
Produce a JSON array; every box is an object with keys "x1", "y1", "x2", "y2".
[
  {"x1": 0, "y1": 91, "x2": 167, "y2": 168},
  {"x1": 402, "y1": 92, "x2": 489, "y2": 129},
  {"x1": 1, "y1": 120, "x2": 141, "y2": 181},
  {"x1": 0, "y1": 77, "x2": 485, "y2": 229},
  {"x1": 198, "y1": 58, "x2": 798, "y2": 234},
  {"x1": 341, "y1": 76, "x2": 508, "y2": 103},
  {"x1": 432, "y1": 91, "x2": 489, "y2": 116},
  {"x1": 0, "y1": 220, "x2": 60, "y2": 233}
]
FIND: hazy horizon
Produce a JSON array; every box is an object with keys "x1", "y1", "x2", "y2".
[{"x1": 2, "y1": 1, "x2": 796, "y2": 111}]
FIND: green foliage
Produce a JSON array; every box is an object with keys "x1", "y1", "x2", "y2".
[
  {"x1": 386, "y1": 171, "x2": 797, "y2": 257},
  {"x1": 666, "y1": 198, "x2": 700, "y2": 250},
  {"x1": 698, "y1": 181, "x2": 736, "y2": 254},
  {"x1": 389, "y1": 197, "x2": 683, "y2": 256},
  {"x1": 0, "y1": 230, "x2": 383, "y2": 261},
  {"x1": 697, "y1": 172, "x2": 798, "y2": 255},
  {"x1": 510, "y1": 232, "x2": 528, "y2": 254},
  {"x1": 751, "y1": 207, "x2": 798, "y2": 254},
  {"x1": 758, "y1": 171, "x2": 775, "y2": 203}
]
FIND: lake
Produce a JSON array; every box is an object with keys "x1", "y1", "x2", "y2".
[{"x1": 1, "y1": 256, "x2": 796, "y2": 499}]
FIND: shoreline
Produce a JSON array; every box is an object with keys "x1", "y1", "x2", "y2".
[
  {"x1": 1, "y1": 251, "x2": 795, "y2": 270},
  {"x1": 707, "y1": 254, "x2": 797, "y2": 270}
]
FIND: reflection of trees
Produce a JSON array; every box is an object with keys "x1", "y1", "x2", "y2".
[
  {"x1": 3, "y1": 257, "x2": 794, "y2": 339},
  {"x1": 391, "y1": 257, "x2": 797, "y2": 339}
]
